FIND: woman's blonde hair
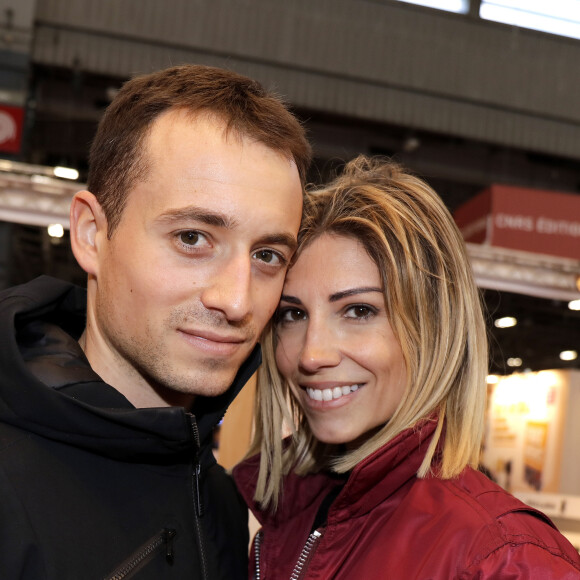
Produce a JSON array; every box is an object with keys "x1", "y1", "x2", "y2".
[{"x1": 248, "y1": 156, "x2": 488, "y2": 510}]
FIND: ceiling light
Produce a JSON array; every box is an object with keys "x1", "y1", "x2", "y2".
[
  {"x1": 486, "y1": 375, "x2": 499, "y2": 384},
  {"x1": 31, "y1": 174, "x2": 53, "y2": 184},
  {"x1": 53, "y1": 166, "x2": 79, "y2": 180},
  {"x1": 47, "y1": 223, "x2": 64, "y2": 238},
  {"x1": 507, "y1": 357, "x2": 522, "y2": 367},
  {"x1": 569, "y1": 299, "x2": 580, "y2": 311},
  {"x1": 494, "y1": 316, "x2": 517, "y2": 328},
  {"x1": 559, "y1": 350, "x2": 578, "y2": 361}
]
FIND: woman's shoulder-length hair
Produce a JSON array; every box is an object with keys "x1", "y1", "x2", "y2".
[{"x1": 248, "y1": 155, "x2": 488, "y2": 511}]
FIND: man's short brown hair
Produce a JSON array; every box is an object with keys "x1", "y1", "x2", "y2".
[{"x1": 88, "y1": 64, "x2": 312, "y2": 236}]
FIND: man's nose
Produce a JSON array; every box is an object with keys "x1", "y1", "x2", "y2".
[{"x1": 200, "y1": 253, "x2": 253, "y2": 322}]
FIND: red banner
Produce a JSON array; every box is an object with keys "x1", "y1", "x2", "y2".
[
  {"x1": 0, "y1": 104, "x2": 25, "y2": 154},
  {"x1": 454, "y1": 185, "x2": 580, "y2": 261}
]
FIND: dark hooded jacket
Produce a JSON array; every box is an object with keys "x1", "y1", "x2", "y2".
[{"x1": 0, "y1": 276, "x2": 258, "y2": 580}]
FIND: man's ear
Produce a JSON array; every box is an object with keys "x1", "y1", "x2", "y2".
[{"x1": 69, "y1": 190, "x2": 108, "y2": 276}]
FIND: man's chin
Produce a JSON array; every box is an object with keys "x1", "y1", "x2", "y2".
[{"x1": 173, "y1": 368, "x2": 240, "y2": 398}]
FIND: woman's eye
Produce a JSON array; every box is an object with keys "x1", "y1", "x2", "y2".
[
  {"x1": 277, "y1": 308, "x2": 306, "y2": 323},
  {"x1": 253, "y1": 249, "x2": 285, "y2": 266},
  {"x1": 345, "y1": 305, "x2": 376, "y2": 319}
]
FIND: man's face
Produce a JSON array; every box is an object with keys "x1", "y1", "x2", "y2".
[{"x1": 87, "y1": 110, "x2": 303, "y2": 407}]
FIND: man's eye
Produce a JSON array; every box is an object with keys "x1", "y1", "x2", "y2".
[
  {"x1": 253, "y1": 249, "x2": 285, "y2": 266},
  {"x1": 180, "y1": 231, "x2": 201, "y2": 246},
  {"x1": 177, "y1": 231, "x2": 212, "y2": 249}
]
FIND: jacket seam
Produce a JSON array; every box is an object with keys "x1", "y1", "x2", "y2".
[
  {"x1": 0, "y1": 429, "x2": 32, "y2": 453},
  {"x1": 460, "y1": 537, "x2": 580, "y2": 574}
]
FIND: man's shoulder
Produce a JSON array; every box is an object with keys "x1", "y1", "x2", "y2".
[
  {"x1": 1, "y1": 275, "x2": 72, "y2": 298},
  {"x1": 0, "y1": 276, "x2": 85, "y2": 317}
]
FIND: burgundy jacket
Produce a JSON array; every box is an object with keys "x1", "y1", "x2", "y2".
[{"x1": 234, "y1": 419, "x2": 580, "y2": 579}]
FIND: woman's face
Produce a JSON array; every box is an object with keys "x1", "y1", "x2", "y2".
[{"x1": 275, "y1": 234, "x2": 407, "y2": 448}]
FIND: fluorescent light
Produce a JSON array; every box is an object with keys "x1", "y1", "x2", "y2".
[
  {"x1": 47, "y1": 223, "x2": 64, "y2": 238},
  {"x1": 494, "y1": 316, "x2": 518, "y2": 328},
  {"x1": 559, "y1": 350, "x2": 578, "y2": 361},
  {"x1": 480, "y1": 1, "x2": 580, "y2": 41},
  {"x1": 53, "y1": 166, "x2": 79, "y2": 180},
  {"x1": 396, "y1": 0, "x2": 469, "y2": 13},
  {"x1": 507, "y1": 357, "x2": 522, "y2": 367},
  {"x1": 569, "y1": 299, "x2": 580, "y2": 311}
]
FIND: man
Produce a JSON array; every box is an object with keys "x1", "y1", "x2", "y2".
[{"x1": 0, "y1": 64, "x2": 310, "y2": 579}]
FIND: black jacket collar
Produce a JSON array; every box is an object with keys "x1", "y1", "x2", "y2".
[{"x1": 0, "y1": 275, "x2": 261, "y2": 461}]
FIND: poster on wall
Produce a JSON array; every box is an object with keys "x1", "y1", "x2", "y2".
[{"x1": 482, "y1": 370, "x2": 568, "y2": 493}]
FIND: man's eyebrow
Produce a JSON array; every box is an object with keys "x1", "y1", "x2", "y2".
[
  {"x1": 155, "y1": 206, "x2": 297, "y2": 251},
  {"x1": 257, "y1": 234, "x2": 298, "y2": 253},
  {"x1": 154, "y1": 206, "x2": 237, "y2": 228},
  {"x1": 329, "y1": 287, "x2": 383, "y2": 302}
]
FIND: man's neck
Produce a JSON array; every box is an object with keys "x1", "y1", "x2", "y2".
[{"x1": 78, "y1": 329, "x2": 195, "y2": 409}]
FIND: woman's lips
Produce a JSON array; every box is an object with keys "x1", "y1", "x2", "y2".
[
  {"x1": 298, "y1": 383, "x2": 364, "y2": 409},
  {"x1": 305, "y1": 384, "x2": 361, "y2": 402}
]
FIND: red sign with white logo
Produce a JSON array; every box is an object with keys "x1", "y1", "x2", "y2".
[
  {"x1": 0, "y1": 104, "x2": 25, "y2": 154},
  {"x1": 454, "y1": 184, "x2": 580, "y2": 261}
]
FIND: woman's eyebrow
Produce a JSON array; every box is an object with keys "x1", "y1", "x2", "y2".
[
  {"x1": 329, "y1": 287, "x2": 383, "y2": 302},
  {"x1": 280, "y1": 295, "x2": 302, "y2": 305}
]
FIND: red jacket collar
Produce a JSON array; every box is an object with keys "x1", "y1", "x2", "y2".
[{"x1": 234, "y1": 417, "x2": 439, "y2": 526}]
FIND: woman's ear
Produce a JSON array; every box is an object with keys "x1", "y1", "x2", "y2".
[{"x1": 69, "y1": 190, "x2": 108, "y2": 276}]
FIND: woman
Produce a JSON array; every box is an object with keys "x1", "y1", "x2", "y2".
[{"x1": 233, "y1": 156, "x2": 580, "y2": 579}]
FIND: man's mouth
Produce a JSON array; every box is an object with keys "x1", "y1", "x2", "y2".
[
  {"x1": 177, "y1": 328, "x2": 250, "y2": 356},
  {"x1": 305, "y1": 384, "x2": 362, "y2": 402},
  {"x1": 179, "y1": 328, "x2": 246, "y2": 344}
]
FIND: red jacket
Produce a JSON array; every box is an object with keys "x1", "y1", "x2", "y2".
[{"x1": 234, "y1": 419, "x2": 580, "y2": 579}]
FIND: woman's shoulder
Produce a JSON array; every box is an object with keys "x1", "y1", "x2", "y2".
[
  {"x1": 438, "y1": 466, "x2": 554, "y2": 527},
  {"x1": 413, "y1": 466, "x2": 555, "y2": 533},
  {"x1": 408, "y1": 466, "x2": 580, "y2": 573}
]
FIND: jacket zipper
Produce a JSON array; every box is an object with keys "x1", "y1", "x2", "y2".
[
  {"x1": 253, "y1": 530, "x2": 263, "y2": 580},
  {"x1": 290, "y1": 529, "x2": 322, "y2": 580},
  {"x1": 103, "y1": 528, "x2": 176, "y2": 580},
  {"x1": 189, "y1": 414, "x2": 208, "y2": 580},
  {"x1": 253, "y1": 529, "x2": 323, "y2": 580}
]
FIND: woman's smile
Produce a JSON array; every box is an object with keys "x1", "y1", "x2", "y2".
[{"x1": 304, "y1": 383, "x2": 362, "y2": 402}]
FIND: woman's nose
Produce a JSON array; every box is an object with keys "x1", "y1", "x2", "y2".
[{"x1": 298, "y1": 323, "x2": 341, "y2": 373}]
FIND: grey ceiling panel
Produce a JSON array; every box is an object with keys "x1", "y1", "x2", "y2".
[{"x1": 30, "y1": 0, "x2": 580, "y2": 159}]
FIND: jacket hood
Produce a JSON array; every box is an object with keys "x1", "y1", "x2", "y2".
[{"x1": 0, "y1": 276, "x2": 260, "y2": 462}]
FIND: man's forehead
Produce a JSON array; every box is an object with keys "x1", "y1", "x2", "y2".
[{"x1": 145, "y1": 107, "x2": 295, "y2": 174}]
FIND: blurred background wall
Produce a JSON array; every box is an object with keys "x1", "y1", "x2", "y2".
[{"x1": 0, "y1": 0, "x2": 579, "y2": 471}]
